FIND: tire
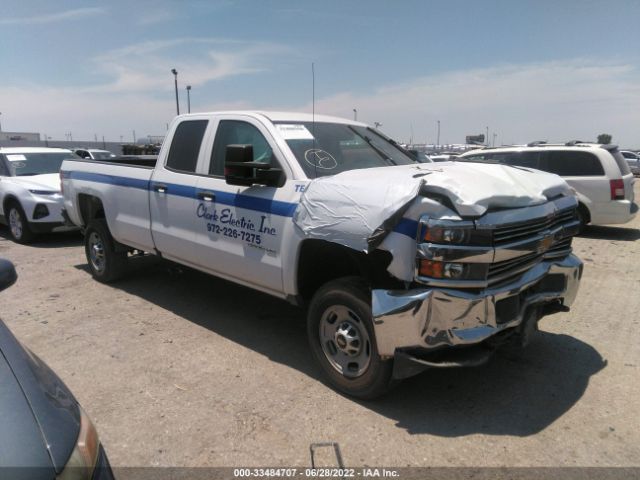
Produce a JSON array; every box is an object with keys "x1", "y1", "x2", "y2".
[
  {"x1": 6, "y1": 202, "x2": 36, "y2": 244},
  {"x1": 84, "y1": 219, "x2": 127, "y2": 283},
  {"x1": 307, "y1": 276, "x2": 394, "y2": 399}
]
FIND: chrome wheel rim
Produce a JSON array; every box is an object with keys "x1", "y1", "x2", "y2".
[
  {"x1": 88, "y1": 232, "x2": 106, "y2": 273},
  {"x1": 8, "y1": 209, "x2": 23, "y2": 239},
  {"x1": 319, "y1": 305, "x2": 371, "y2": 378}
]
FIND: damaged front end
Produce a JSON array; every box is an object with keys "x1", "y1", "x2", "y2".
[
  {"x1": 373, "y1": 195, "x2": 584, "y2": 379},
  {"x1": 293, "y1": 162, "x2": 584, "y2": 381}
]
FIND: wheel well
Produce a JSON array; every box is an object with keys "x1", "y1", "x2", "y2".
[
  {"x1": 3, "y1": 195, "x2": 20, "y2": 213},
  {"x1": 78, "y1": 194, "x2": 105, "y2": 226},
  {"x1": 577, "y1": 202, "x2": 591, "y2": 224},
  {"x1": 296, "y1": 240, "x2": 399, "y2": 304}
]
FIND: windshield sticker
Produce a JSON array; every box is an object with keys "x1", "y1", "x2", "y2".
[
  {"x1": 276, "y1": 124, "x2": 314, "y2": 140},
  {"x1": 6, "y1": 154, "x2": 27, "y2": 161},
  {"x1": 304, "y1": 149, "x2": 338, "y2": 170}
]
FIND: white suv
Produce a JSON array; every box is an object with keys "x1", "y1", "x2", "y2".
[
  {"x1": 0, "y1": 147, "x2": 78, "y2": 243},
  {"x1": 459, "y1": 142, "x2": 637, "y2": 227}
]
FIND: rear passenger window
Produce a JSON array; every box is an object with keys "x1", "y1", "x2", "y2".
[
  {"x1": 540, "y1": 151, "x2": 604, "y2": 176},
  {"x1": 166, "y1": 120, "x2": 208, "y2": 173},
  {"x1": 611, "y1": 150, "x2": 631, "y2": 176}
]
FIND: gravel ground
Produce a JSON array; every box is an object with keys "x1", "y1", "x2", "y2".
[{"x1": 0, "y1": 184, "x2": 639, "y2": 470}]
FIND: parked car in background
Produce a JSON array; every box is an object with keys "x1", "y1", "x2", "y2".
[
  {"x1": 0, "y1": 258, "x2": 114, "y2": 480},
  {"x1": 0, "y1": 147, "x2": 79, "y2": 243},
  {"x1": 430, "y1": 154, "x2": 459, "y2": 162},
  {"x1": 73, "y1": 149, "x2": 117, "y2": 161},
  {"x1": 459, "y1": 142, "x2": 637, "y2": 227},
  {"x1": 621, "y1": 150, "x2": 640, "y2": 176}
]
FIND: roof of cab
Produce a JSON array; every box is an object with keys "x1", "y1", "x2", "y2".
[{"x1": 176, "y1": 110, "x2": 368, "y2": 127}]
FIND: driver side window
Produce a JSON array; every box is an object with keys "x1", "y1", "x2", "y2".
[{"x1": 210, "y1": 120, "x2": 273, "y2": 176}]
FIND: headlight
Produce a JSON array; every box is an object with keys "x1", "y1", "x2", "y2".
[
  {"x1": 29, "y1": 189, "x2": 57, "y2": 195},
  {"x1": 420, "y1": 219, "x2": 491, "y2": 246},
  {"x1": 57, "y1": 406, "x2": 100, "y2": 480}
]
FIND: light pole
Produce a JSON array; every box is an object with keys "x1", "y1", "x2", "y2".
[
  {"x1": 0, "y1": 112, "x2": 2, "y2": 132},
  {"x1": 486, "y1": 126, "x2": 489, "y2": 146},
  {"x1": 186, "y1": 85, "x2": 191, "y2": 113},
  {"x1": 493, "y1": 133, "x2": 497, "y2": 147},
  {"x1": 171, "y1": 68, "x2": 180, "y2": 115},
  {"x1": 353, "y1": 109, "x2": 357, "y2": 121},
  {"x1": 437, "y1": 120, "x2": 441, "y2": 148}
]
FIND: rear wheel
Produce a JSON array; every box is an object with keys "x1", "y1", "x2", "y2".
[
  {"x1": 84, "y1": 219, "x2": 127, "y2": 282},
  {"x1": 307, "y1": 277, "x2": 394, "y2": 399},
  {"x1": 6, "y1": 202, "x2": 35, "y2": 244}
]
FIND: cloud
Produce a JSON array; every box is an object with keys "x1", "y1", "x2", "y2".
[
  {"x1": 82, "y1": 38, "x2": 290, "y2": 93},
  {"x1": 1, "y1": 58, "x2": 639, "y2": 147},
  {"x1": 293, "y1": 59, "x2": 640, "y2": 146},
  {"x1": 0, "y1": 7, "x2": 106, "y2": 25}
]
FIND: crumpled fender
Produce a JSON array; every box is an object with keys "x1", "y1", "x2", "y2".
[{"x1": 292, "y1": 162, "x2": 573, "y2": 281}]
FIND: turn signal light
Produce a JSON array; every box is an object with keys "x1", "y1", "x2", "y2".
[{"x1": 419, "y1": 259, "x2": 443, "y2": 278}]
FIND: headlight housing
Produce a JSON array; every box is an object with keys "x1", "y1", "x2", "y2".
[
  {"x1": 28, "y1": 189, "x2": 58, "y2": 195},
  {"x1": 57, "y1": 406, "x2": 100, "y2": 480},
  {"x1": 420, "y1": 219, "x2": 491, "y2": 246}
]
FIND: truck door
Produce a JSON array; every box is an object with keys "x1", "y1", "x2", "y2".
[
  {"x1": 193, "y1": 117, "x2": 297, "y2": 295},
  {"x1": 149, "y1": 118, "x2": 210, "y2": 264}
]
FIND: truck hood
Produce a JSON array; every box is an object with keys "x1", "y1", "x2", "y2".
[
  {"x1": 5, "y1": 173, "x2": 61, "y2": 192},
  {"x1": 293, "y1": 162, "x2": 572, "y2": 253}
]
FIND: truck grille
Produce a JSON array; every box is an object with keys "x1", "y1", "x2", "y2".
[
  {"x1": 493, "y1": 207, "x2": 577, "y2": 246},
  {"x1": 488, "y1": 252, "x2": 543, "y2": 286}
]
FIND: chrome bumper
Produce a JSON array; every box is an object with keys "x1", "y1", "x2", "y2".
[{"x1": 372, "y1": 254, "x2": 583, "y2": 358}]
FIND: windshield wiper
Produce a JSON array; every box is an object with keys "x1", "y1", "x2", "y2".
[{"x1": 349, "y1": 127, "x2": 397, "y2": 165}]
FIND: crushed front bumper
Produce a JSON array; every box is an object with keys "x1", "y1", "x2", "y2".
[{"x1": 372, "y1": 254, "x2": 583, "y2": 377}]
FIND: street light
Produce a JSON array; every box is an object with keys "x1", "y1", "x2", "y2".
[
  {"x1": 437, "y1": 120, "x2": 441, "y2": 148},
  {"x1": 171, "y1": 68, "x2": 180, "y2": 115},
  {"x1": 353, "y1": 108, "x2": 357, "y2": 121},
  {"x1": 186, "y1": 85, "x2": 192, "y2": 113},
  {"x1": 486, "y1": 126, "x2": 489, "y2": 147}
]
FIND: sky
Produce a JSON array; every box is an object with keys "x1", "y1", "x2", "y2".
[{"x1": 1, "y1": 0, "x2": 639, "y2": 146}]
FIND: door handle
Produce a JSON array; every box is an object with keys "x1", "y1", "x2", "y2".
[
  {"x1": 153, "y1": 184, "x2": 168, "y2": 193},
  {"x1": 197, "y1": 191, "x2": 216, "y2": 202}
]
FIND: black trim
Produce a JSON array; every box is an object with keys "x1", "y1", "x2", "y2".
[{"x1": 29, "y1": 221, "x2": 67, "y2": 234}]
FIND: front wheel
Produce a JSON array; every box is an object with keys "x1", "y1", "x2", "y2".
[
  {"x1": 84, "y1": 219, "x2": 127, "y2": 283},
  {"x1": 7, "y1": 202, "x2": 35, "y2": 244},
  {"x1": 307, "y1": 277, "x2": 394, "y2": 399}
]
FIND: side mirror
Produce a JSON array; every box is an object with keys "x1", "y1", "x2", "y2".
[
  {"x1": 0, "y1": 259, "x2": 17, "y2": 293},
  {"x1": 224, "y1": 144, "x2": 284, "y2": 187}
]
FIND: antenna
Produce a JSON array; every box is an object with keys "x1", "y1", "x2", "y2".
[{"x1": 312, "y1": 62, "x2": 317, "y2": 179}]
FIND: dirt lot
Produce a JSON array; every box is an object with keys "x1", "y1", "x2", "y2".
[{"x1": 1, "y1": 185, "x2": 639, "y2": 469}]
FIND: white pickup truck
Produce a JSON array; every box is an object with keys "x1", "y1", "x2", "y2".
[{"x1": 61, "y1": 111, "x2": 583, "y2": 398}]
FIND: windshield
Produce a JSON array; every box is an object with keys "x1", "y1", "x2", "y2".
[
  {"x1": 91, "y1": 151, "x2": 116, "y2": 160},
  {"x1": 5, "y1": 152, "x2": 78, "y2": 176},
  {"x1": 275, "y1": 122, "x2": 417, "y2": 178}
]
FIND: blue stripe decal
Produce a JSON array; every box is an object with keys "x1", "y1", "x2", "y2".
[
  {"x1": 392, "y1": 218, "x2": 419, "y2": 239},
  {"x1": 65, "y1": 170, "x2": 415, "y2": 232},
  {"x1": 66, "y1": 170, "x2": 298, "y2": 217},
  {"x1": 66, "y1": 171, "x2": 150, "y2": 190}
]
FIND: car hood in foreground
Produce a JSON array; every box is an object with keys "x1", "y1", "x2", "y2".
[{"x1": 0, "y1": 320, "x2": 79, "y2": 475}]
